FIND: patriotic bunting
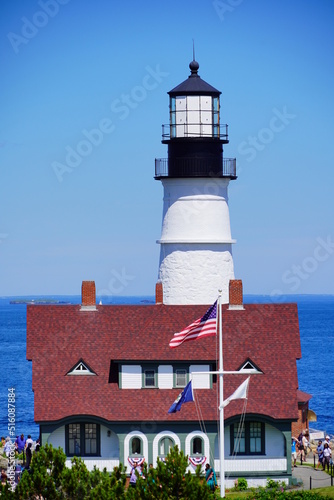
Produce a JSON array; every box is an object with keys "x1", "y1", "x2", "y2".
[
  {"x1": 128, "y1": 456, "x2": 145, "y2": 467},
  {"x1": 189, "y1": 456, "x2": 207, "y2": 467}
]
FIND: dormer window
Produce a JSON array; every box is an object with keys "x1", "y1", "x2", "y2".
[
  {"x1": 144, "y1": 369, "x2": 156, "y2": 387},
  {"x1": 175, "y1": 368, "x2": 187, "y2": 388},
  {"x1": 67, "y1": 359, "x2": 96, "y2": 376},
  {"x1": 238, "y1": 359, "x2": 261, "y2": 373},
  {"x1": 142, "y1": 364, "x2": 158, "y2": 388}
]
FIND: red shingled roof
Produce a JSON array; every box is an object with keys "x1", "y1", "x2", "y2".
[
  {"x1": 27, "y1": 303, "x2": 301, "y2": 423},
  {"x1": 297, "y1": 390, "x2": 312, "y2": 403}
]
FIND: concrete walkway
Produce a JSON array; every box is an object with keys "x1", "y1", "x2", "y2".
[{"x1": 292, "y1": 453, "x2": 333, "y2": 490}]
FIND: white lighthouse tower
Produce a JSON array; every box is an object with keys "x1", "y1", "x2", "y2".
[{"x1": 155, "y1": 59, "x2": 237, "y2": 305}]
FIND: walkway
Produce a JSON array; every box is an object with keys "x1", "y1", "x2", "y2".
[{"x1": 292, "y1": 453, "x2": 333, "y2": 490}]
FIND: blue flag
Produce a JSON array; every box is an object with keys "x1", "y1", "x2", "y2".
[{"x1": 168, "y1": 381, "x2": 194, "y2": 413}]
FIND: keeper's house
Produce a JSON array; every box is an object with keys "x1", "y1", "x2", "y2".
[{"x1": 27, "y1": 279, "x2": 308, "y2": 487}]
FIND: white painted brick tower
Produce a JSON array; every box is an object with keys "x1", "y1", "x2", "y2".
[{"x1": 155, "y1": 59, "x2": 237, "y2": 304}]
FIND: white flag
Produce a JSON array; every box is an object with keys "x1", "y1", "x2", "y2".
[{"x1": 219, "y1": 377, "x2": 250, "y2": 409}]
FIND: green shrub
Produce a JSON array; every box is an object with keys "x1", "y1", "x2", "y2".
[
  {"x1": 266, "y1": 478, "x2": 286, "y2": 491},
  {"x1": 244, "y1": 489, "x2": 333, "y2": 499},
  {"x1": 10, "y1": 444, "x2": 218, "y2": 499},
  {"x1": 234, "y1": 477, "x2": 248, "y2": 491}
]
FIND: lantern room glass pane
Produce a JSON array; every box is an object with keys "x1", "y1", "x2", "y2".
[
  {"x1": 187, "y1": 95, "x2": 200, "y2": 136},
  {"x1": 170, "y1": 97, "x2": 176, "y2": 138},
  {"x1": 213, "y1": 97, "x2": 219, "y2": 137},
  {"x1": 200, "y1": 95, "x2": 212, "y2": 136},
  {"x1": 175, "y1": 96, "x2": 186, "y2": 137},
  {"x1": 170, "y1": 96, "x2": 176, "y2": 113}
]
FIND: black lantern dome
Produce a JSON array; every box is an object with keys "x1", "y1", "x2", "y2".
[{"x1": 169, "y1": 59, "x2": 220, "y2": 95}]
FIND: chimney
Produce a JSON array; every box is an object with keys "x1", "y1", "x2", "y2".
[
  {"x1": 80, "y1": 281, "x2": 97, "y2": 311},
  {"x1": 228, "y1": 279, "x2": 244, "y2": 310},
  {"x1": 155, "y1": 281, "x2": 163, "y2": 305}
]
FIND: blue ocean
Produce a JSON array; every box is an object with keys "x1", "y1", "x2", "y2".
[{"x1": 0, "y1": 295, "x2": 333, "y2": 441}]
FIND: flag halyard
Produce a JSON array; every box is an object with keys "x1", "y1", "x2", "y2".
[{"x1": 169, "y1": 301, "x2": 217, "y2": 348}]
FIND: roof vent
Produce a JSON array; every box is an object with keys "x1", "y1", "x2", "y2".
[
  {"x1": 228, "y1": 279, "x2": 245, "y2": 310},
  {"x1": 80, "y1": 281, "x2": 97, "y2": 311}
]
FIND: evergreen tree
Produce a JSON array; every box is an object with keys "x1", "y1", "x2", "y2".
[
  {"x1": 10, "y1": 443, "x2": 217, "y2": 499},
  {"x1": 86, "y1": 463, "x2": 128, "y2": 500},
  {"x1": 60, "y1": 457, "x2": 90, "y2": 499},
  {"x1": 15, "y1": 443, "x2": 66, "y2": 499},
  {"x1": 129, "y1": 446, "x2": 217, "y2": 499}
]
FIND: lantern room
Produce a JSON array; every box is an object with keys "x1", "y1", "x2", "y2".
[
  {"x1": 155, "y1": 59, "x2": 236, "y2": 179},
  {"x1": 168, "y1": 75, "x2": 221, "y2": 139}
]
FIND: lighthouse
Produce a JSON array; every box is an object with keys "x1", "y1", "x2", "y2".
[{"x1": 155, "y1": 59, "x2": 237, "y2": 305}]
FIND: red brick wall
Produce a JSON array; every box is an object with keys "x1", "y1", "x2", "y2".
[
  {"x1": 155, "y1": 281, "x2": 163, "y2": 304},
  {"x1": 291, "y1": 402, "x2": 309, "y2": 437},
  {"x1": 81, "y1": 281, "x2": 96, "y2": 306},
  {"x1": 229, "y1": 279, "x2": 243, "y2": 306}
]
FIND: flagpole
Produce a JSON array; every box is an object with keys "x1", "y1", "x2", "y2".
[{"x1": 218, "y1": 290, "x2": 225, "y2": 498}]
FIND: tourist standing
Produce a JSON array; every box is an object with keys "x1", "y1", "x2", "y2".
[
  {"x1": 25, "y1": 443, "x2": 32, "y2": 469},
  {"x1": 16, "y1": 434, "x2": 26, "y2": 464},
  {"x1": 35, "y1": 438, "x2": 41, "y2": 452},
  {"x1": 323, "y1": 443, "x2": 332, "y2": 472},
  {"x1": 129, "y1": 464, "x2": 142, "y2": 488},
  {"x1": 25, "y1": 435, "x2": 33, "y2": 448},
  {"x1": 297, "y1": 432, "x2": 305, "y2": 461},
  {"x1": 205, "y1": 463, "x2": 217, "y2": 491},
  {"x1": 291, "y1": 437, "x2": 298, "y2": 468},
  {"x1": 316, "y1": 440, "x2": 324, "y2": 470},
  {"x1": 302, "y1": 431, "x2": 310, "y2": 457},
  {"x1": 15, "y1": 434, "x2": 26, "y2": 454},
  {"x1": 324, "y1": 435, "x2": 332, "y2": 450},
  {"x1": 4, "y1": 437, "x2": 12, "y2": 458}
]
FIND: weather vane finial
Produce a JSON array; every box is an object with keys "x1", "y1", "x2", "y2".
[{"x1": 189, "y1": 40, "x2": 199, "y2": 74}]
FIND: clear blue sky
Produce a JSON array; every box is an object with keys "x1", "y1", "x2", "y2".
[{"x1": 1, "y1": 0, "x2": 333, "y2": 297}]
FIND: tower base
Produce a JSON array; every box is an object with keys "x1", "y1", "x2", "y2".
[{"x1": 158, "y1": 243, "x2": 235, "y2": 305}]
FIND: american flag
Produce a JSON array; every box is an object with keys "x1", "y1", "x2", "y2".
[{"x1": 169, "y1": 301, "x2": 217, "y2": 348}]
